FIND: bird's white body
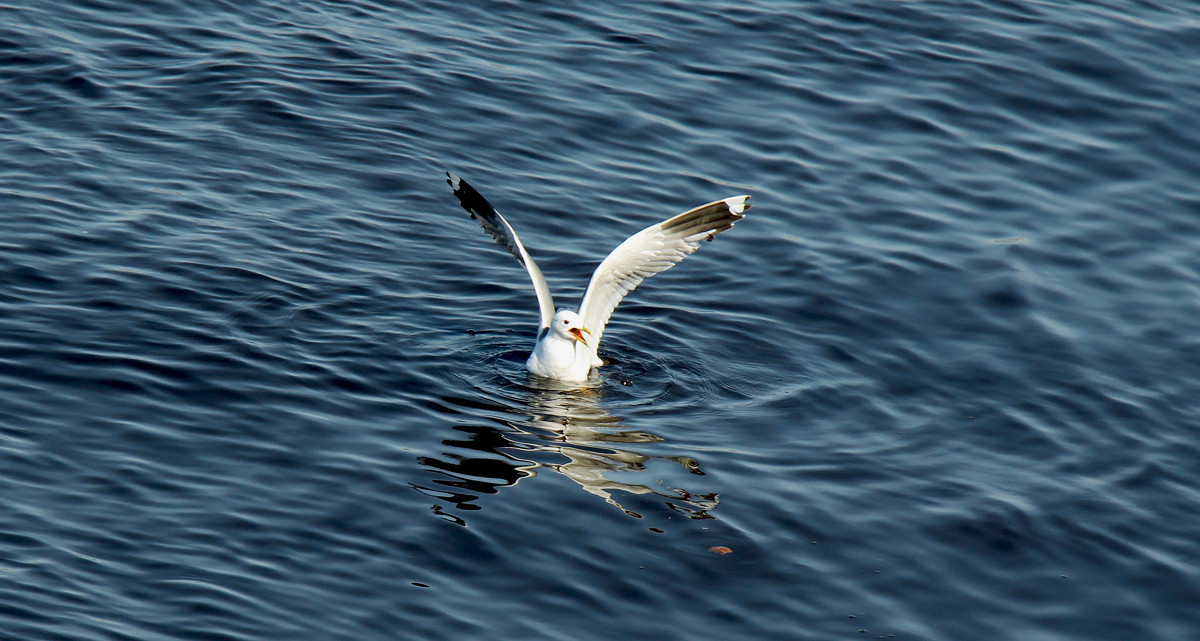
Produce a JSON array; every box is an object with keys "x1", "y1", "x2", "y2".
[
  {"x1": 526, "y1": 310, "x2": 597, "y2": 380},
  {"x1": 447, "y1": 172, "x2": 750, "y2": 383}
]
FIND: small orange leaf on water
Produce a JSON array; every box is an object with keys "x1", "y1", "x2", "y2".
[{"x1": 708, "y1": 546, "x2": 733, "y2": 554}]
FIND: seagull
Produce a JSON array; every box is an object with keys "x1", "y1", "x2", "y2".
[{"x1": 447, "y1": 172, "x2": 750, "y2": 382}]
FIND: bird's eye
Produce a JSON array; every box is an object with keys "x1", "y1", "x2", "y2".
[{"x1": 562, "y1": 319, "x2": 569, "y2": 324}]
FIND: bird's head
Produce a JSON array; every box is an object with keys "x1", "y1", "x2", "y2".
[{"x1": 551, "y1": 309, "x2": 591, "y2": 346}]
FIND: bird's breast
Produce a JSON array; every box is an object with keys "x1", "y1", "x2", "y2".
[{"x1": 527, "y1": 335, "x2": 592, "y2": 381}]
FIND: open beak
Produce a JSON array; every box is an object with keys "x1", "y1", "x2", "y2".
[{"x1": 568, "y1": 326, "x2": 592, "y2": 346}]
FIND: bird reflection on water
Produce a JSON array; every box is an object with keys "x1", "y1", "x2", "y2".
[{"x1": 413, "y1": 383, "x2": 718, "y2": 524}]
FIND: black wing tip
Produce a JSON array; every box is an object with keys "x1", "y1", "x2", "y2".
[
  {"x1": 445, "y1": 172, "x2": 500, "y2": 221},
  {"x1": 661, "y1": 195, "x2": 752, "y2": 236}
]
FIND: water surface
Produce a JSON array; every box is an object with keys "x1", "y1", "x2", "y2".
[{"x1": 3, "y1": 1, "x2": 1200, "y2": 639}]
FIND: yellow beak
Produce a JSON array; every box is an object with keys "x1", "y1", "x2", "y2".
[{"x1": 568, "y1": 326, "x2": 592, "y2": 346}]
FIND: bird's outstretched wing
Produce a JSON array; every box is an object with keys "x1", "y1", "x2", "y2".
[
  {"x1": 578, "y1": 195, "x2": 751, "y2": 355},
  {"x1": 447, "y1": 172, "x2": 556, "y2": 330}
]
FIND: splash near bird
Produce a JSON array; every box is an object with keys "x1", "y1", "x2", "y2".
[{"x1": 447, "y1": 172, "x2": 750, "y2": 381}]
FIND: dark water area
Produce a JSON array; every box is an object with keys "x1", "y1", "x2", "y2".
[{"x1": 3, "y1": 1, "x2": 1200, "y2": 639}]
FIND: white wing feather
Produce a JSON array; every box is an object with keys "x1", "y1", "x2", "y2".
[
  {"x1": 578, "y1": 195, "x2": 751, "y2": 357},
  {"x1": 447, "y1": 173, "x2": 556, "y2": 330}
]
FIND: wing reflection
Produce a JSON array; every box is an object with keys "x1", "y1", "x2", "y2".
[{"x1": 413, "y1": 385, "x2": 719, "y2": 523}]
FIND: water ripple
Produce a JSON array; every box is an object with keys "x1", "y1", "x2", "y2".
[{"x1": 3, "y1": 0, "x2": 1200, "y2": 639}]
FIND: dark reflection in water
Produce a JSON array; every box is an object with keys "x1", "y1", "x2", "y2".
[{"x1": 414, "y1": 385, "x2": 717, "y2": 523}]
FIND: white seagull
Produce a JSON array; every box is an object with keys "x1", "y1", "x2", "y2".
[{"x1": 447, "y1": 172, "x2": 751, "y2": 382}]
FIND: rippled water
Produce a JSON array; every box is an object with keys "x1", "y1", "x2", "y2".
[{"x1": 3, "y1": 1, "x2": 1200, "y2": 639}]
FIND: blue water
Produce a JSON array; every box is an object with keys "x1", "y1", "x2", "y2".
[{"x1": 3, "y1": 1, "x2": 1199, "y2": 639}]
